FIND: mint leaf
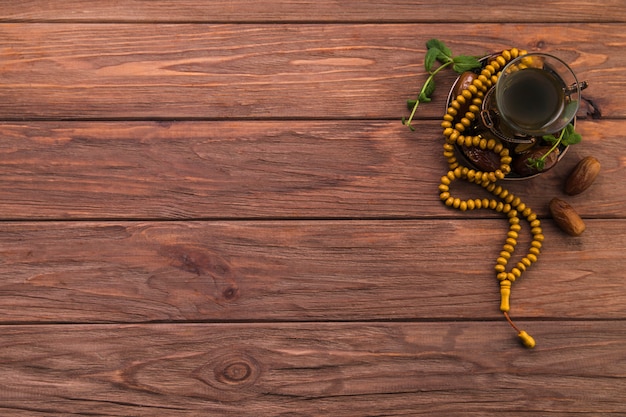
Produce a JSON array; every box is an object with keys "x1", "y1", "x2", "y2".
[
  {"x1": 419, "y1": 77, "x2": 435, "y2": 101},
  {"x1": 542, "y1": 133, "x2": 560, "y2": 144},
  {"x1": 563, "y1": 131, "x2": 582, "y2": 146},
  {"x1": 426, "y1": 39, "x2": 452, "y2": 58},
  {"x1": 452, "y1": 55, "x2": 481, "y2": 73},
  {"x1": 424, "y1": 47, "x2": 440, "y2": 72},
  {"x1": 526, "y1": 157, "x2": 545, "y2": 171}
]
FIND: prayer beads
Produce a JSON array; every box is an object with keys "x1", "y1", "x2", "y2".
[{"x1": 439, "y1": 48, "x2": 540, "y2": 348}]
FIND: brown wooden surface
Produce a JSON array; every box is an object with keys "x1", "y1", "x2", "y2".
[{"x1": 1, "y1": 2, "x2": 625, "y2": 416}]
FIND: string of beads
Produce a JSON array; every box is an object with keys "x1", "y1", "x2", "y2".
[{"x1": 439, "y1": 48, "x2": 541, "y2": 348}]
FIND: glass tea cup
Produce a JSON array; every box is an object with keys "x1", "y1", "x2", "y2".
[{"x1": 494, "y1": 53, "x2": 581, "y2": 137}]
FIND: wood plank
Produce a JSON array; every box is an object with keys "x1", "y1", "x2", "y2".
[
  {"x1": 1, "y1": 220, "x2": 623, "y2": 323},
  {"x1": 0, "y1": 120, "x2": 620, "y2": 220},
  {"x1": 2, "y1": 0, "x2": 625, "y2": 23},
  {"x1": 0, "y1": 322, "x2": 624, "y2": 415},
  {"x1": 0, "y1": 23, "x2": 622, "y2": 119}
]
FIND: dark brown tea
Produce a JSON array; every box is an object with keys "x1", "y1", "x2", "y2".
[{"x1": 498, "y1": 67, "x2": 565, "y2": 131}]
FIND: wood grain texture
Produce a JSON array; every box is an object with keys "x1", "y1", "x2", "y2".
[
  {"x1": 0, "y1": 120, "x2": 621, "y2": 220},
  {"x1": 2, "y1": 4, "x2": 624, "y2": 416},
  {"x1": 0, "y1": 23, "x2": 622, "y2": 119},
  {"x1": 0, "y1": 322, "x2": 624, "y2": 416},
  {"x1": 1, "y1": 220, "x2": 623, "y2": 323},
  {"x1": 2, "y1": 0, "x2": 625, "y2": 23}
]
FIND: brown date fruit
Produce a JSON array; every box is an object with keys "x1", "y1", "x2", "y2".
[
  {"x1": 549, "y1": 198, "x2": 586, "y2": 236},
  {"x1": 452, "y1": 71, "x2": 477, "y2": 116},
  {"x1": 512, "y1": 146, "x2": 560, "y2": 176},
  {"x1": 462, "y1": 145, "x2": 501, "y2": 172},
  {"x1": 565, "y1": 156, "x2": 601, "y2": 195},
  {"x1": 454, "y1": 71, "x2": 478, "y2": 97}
]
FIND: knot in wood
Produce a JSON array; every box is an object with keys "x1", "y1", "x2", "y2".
[
  {"x1": 220, "y1": 361, "x2": 252, "y2": 384},
  {"x1": 196, "y1": 350, "x2": 261, "y2": 390}
]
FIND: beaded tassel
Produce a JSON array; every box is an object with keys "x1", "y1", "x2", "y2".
[{"x1": 439, "y1": 48, "x2": 539, "y2": 348}]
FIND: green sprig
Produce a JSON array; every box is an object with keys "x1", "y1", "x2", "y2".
[
  {"x1": 403, "y1": 39, "x2": 481, "y2": 130},
  {"x1": 526, "y1": 123, "x2": 582, "y2": 171}
]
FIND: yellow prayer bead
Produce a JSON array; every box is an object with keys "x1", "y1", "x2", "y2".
[
  {"x1": 518, "y1": 331, "x2": 535, "y2": 349},
  {"x1": 500, "y1": 280, "x2": 511, "y2": 312}
]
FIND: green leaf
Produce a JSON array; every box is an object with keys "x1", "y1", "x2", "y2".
[
  {"x1": 424, "y1": 47, "x2": 440, "y2": 72},
  {"x1": 563, "y1": 131, "x2": 582, "y2": 146},
  {"x1": 526, "y1": 157, "x2": 545, "y2": 171},
  {"x1": 542, "y1": 134, "x2": 560, "y2": 144},
  {"x1": 421, "y1": 77, "x2": 436, "y2": 99},
  {"x1": 426, "y1": 39, "x2": 452, "y2": 58},
  {"x1": 406, "y1": 99, "x2": 418, "y2": 109},
  {"x1": 561, "y1": 124, "x2": 583, "y2": 146},
  {"x1": 452, "y1": 55, "x2": 482, "y2": 73}
]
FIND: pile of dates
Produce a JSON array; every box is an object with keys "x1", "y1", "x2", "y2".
[{"x1": 461, "y1": 139, "x2": 561, "y2": 178}]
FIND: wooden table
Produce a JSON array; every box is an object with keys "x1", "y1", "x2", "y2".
[{"x1": 1, "y1": 2, "x2": 624, "y2": 415}]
